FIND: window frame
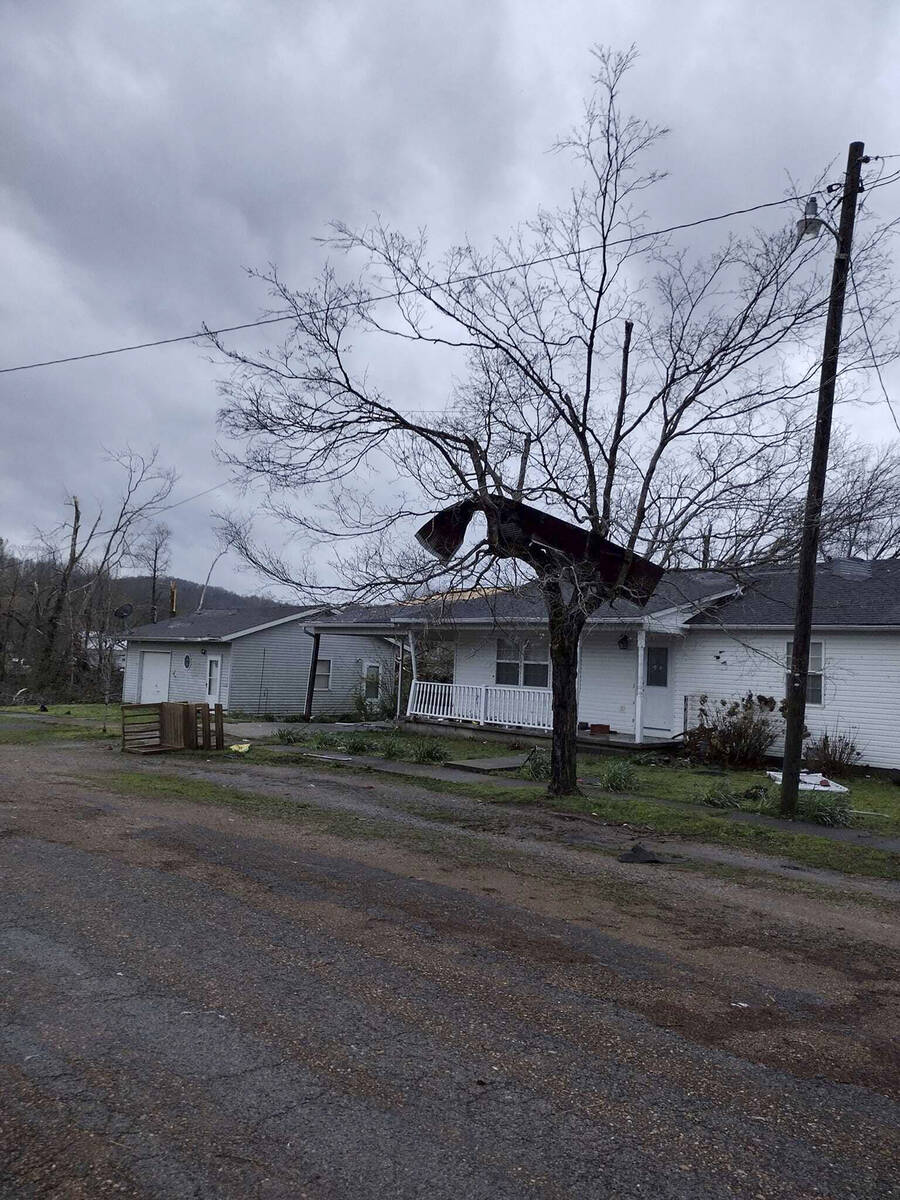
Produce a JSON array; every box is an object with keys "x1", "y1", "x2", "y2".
[
  {"x1": 313, "y1": 657, "x2": 332, "y2": 691},
  {"x1": 495, "y1": 637, "x2": 550, "y2": 689},
  {"x1": 363, "y1": 661, "x2": 381, "y2": 700},
  {"x1": 785, "y1": 639, "x2": 824, "y2": 707},
  {"x1": 206, "y1": 654, "x2": 221, "y2": 700},
  {"x1": 645, "y1": 645, "x2": 669, "y2": 688}
]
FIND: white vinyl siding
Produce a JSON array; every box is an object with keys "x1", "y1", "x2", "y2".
[
  {"x1": 228, "y1": 626, "x2": 393, "y2": 716},
  {"x1": 123, "y1": 641, "x2": 231, "y2": 706},
  {"x1": 672, "y1": 629, "x2": 900, "y2": 769},
  {"x1": 577, "y1": 631, "x2": 643, "y2": 734}
]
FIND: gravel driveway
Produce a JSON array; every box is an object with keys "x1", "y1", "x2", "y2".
[{"x1": 2, "y1": 741, "x2": 898, "y2": 1198}]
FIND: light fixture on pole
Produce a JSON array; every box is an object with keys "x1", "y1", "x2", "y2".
[
  {"x1": 795, "y1": 196, "x2": 825, "y2": 243},
  {"x1": 781, "y1": 143, "x2": 865, "y2": 818}
]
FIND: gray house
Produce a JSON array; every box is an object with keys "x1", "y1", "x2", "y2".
[{"x1": 122, "y1": 606, "x2": 396, "y2": 717}]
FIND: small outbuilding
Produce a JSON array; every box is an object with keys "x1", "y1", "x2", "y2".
[{"x1": 122, "y1": 605, "x2": 396, "y2": 718}]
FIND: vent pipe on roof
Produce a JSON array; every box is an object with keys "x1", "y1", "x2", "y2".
[
  {"x1": 169, "y1": 579, "x2": 177, "y2": 617},
  {"x1": 828, "y1": 558, "x2": 872, "y2": 580}
]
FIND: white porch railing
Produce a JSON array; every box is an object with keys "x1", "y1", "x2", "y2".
[{"x1": 407, "y1": 680, "x2": 553, "y2": 730}]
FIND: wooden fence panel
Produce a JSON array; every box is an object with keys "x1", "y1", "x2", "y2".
[{"x1": 122, "y1": 702, "x2": 222, "y2": 753}]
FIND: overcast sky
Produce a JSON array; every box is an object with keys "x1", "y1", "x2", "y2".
[{"x1": 3, "y1": 0, "x2": 899, "y2": 597}]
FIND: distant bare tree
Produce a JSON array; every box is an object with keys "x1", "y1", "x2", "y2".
[
  {"x1": 214, "y1": 48, "x2": 895, "y2": 794},
  {"x1": 134, "y1": 522, "x2": 172, "y2": 622},
  {"x1": 32, "y1": 449, "x2": 176, "y2": 696}
]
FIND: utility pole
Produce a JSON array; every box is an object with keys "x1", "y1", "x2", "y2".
[{"x1": 781, "y1": 141, "x2": 865, "y2": 816}]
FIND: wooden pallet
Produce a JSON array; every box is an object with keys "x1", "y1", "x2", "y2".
[{"x1": 121, "y1": 702, "x2": 225, "y2": 753}]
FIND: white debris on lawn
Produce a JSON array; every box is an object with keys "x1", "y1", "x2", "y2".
[{"x1": 765, "y1": 770, "x2": 849, "y2": 794}]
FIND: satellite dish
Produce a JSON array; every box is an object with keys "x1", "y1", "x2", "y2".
[{"x1": 114, "y1": 603, "x2": 134, "y2": 620}]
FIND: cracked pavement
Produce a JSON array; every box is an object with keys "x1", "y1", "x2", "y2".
[{"x1": 1, "y1": 741, "x2": 899, "y2": 1198}]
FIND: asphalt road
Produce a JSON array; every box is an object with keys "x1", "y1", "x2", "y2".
[{"x1": 2, "y1": 741, "x2": 899, "y2": 1198}]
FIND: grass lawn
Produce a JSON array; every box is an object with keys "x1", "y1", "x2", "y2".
[
  {"x1": 0, "y1": 722, "x2": 116, "y2": 745},
  {"x1": 0, "y1": 703, "x2": 113, "y2": 722},
  {"x1": 575, "y1": 756, "x2": 900, "y2": 835},
  {"x1": 273, "y1": 726, "x2": 900, "y2": 832},
  {"x1": 272, "y1": 725, "x2": 526, "y2": 763}
]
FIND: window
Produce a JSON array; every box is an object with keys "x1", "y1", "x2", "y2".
[
  {"x1": 206, "y1": 656, "x2": 221, "y2": 700},
  {"x1": 364, "y1": 662, "x2": 381, "y2": 700},
  {"x1": 522, "y1": 638, "x2": 550, "y2": 688},
  {"x1": 314, "y1": 657, "x2": 332, "y2": 690},
  {"x1": 495, "y1": 638, "x2": 521, "y2": 686},
  {"x1": 646, "y1": 646, "x2": 668, "y2": 688},
  {"x1": 785, "y1": 640, "x2": 824, "y2": 705},
  {"x1": 495, "y1": 637, "x2": 550, "y2": 688}
]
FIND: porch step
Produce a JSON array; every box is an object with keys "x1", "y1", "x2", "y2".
[{"x1": 444, "y1": 754, "x2": 531, "y2": 773}]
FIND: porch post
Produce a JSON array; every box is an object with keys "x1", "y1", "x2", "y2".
[
  {"x1": 634, "y1": 628, "x2": 646, "y2": 745},
  {"x1": 479, "y1": 685, "x2": 487, "y2": 725}
]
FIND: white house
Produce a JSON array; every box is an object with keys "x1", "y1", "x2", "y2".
[
  {"x1": 123, "y1": 605, "x2": 395, "y2": 717},
  {"x1": 312, "y1": 560, "x2": 900, "y2": 769}
]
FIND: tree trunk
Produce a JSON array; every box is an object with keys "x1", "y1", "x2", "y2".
[
  {"x1": 546, "y1": 606, "x2": 585, "y2": 796},
  {"x1": 36, "y1": 498, "x2": 81, "y2": 696}
]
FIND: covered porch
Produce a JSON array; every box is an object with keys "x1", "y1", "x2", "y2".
[{"x1": 405, "y1": 624, "x2": 681, "y2": 747}]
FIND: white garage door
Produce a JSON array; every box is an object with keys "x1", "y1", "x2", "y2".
[{"x1": 139, "y1": 651, "x2": 171, "y2": 702}]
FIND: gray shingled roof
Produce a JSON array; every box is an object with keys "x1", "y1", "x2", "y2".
[
  {"x1": 127, "y1": 605, "x2": 325, "y2": 642},
  {"x1": 313, "y1": 560, "x2": 900, "y2": 632},
  {"x1": 314, "y1": 570, "x2": 736, "y2": 630},
  {"x1": 689, "y1": 559, "x2": 900, "y2": 627}
]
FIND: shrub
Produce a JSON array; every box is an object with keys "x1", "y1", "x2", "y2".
[
  {"x1": 344, "y1": 732, "x2": 372, "y2": 755},
  {"x1": 759, "y1": 788, "x2": 852, "y2": 827},
  {"x1": 379, "y1": 735, "x2": 405, "y2": 760},
  {"x1": 695, "y1": 781, "x2": 775, "y2": 810},
  {"x1": 307, "y1": 730, "x2": 340, "y2": 750},
  {"x1": 276, "y1": 727, "x2": 303, "y2": 745},
  {"x1": 411, "y1": 738, "x2": 449, "y2": 764},
  {"x1": 521, "y1": 747, "x2": 551, "y2": 780},
  {"x1": 794, "y1": 790, "x2": 852, "y2": 827},
  {"x1": 684, "y1": 692, "x2": 778, "y2": 768},
  {"x1": 630, "y1": 751, "x2": 671, "y2": 767},
  {"x1": 805, "y1": 728, "x2": 863, "y2": 778},
  {"x1": 695, "y1": 781, "x2": 743, "y2": 809},
  {"x1": 597, "y1": 759, "x2": 638, "y2": 792}
]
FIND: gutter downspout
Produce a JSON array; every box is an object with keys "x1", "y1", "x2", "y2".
[
  {"x1": 304, "y1": 631, "x2": 321, "y2": 722},
  {"x1": 634, "y1": 626, "x2": 647, "y2": 746}
]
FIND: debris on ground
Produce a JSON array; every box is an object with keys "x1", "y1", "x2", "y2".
[
  {"x1": 618, "y1": 842, "x2": 666, "y2": 864},
  {"x1": 766, "y1": 770, "x2": 849, "y2": 794}
]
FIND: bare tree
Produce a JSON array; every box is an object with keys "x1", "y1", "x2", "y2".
[
  {"x1": 134, "y1": 522, "x2": 173, "y2": 623},
  {"x1": 32, "y1": 449, "x2": 176, "y2": 696},
  {"x1": 214, "y1": 48, "x2": 895, "y2": 794}
]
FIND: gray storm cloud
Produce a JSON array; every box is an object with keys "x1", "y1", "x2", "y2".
[{"x1": 2, "y1": 0, "x2": 897, "y2": 592}]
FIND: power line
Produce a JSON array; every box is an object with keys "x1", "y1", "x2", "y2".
[
  {"x1": 155, "y1": 481, "x2": 231, "y2": 513},
  {"x1": 0, "y1": 189, "x2": 846, "y2": 377},
  {"x1": 848, "y1": 259, "x2": 900, "y2": 436}
]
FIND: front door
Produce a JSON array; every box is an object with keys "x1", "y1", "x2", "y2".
[
  {"x1": 205, "y1": 655, "x2": 221, "y2": 705},
  {"x1": 139, "y1": 651, "x2": 170, "y2": 702},
  {"x1": 643, "y1": 645, "x2": 671, "y2": 733}
]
